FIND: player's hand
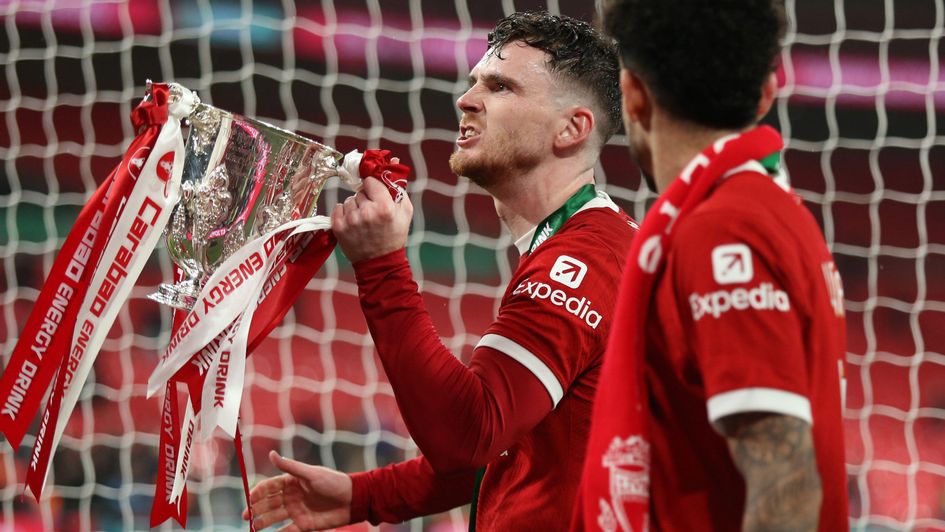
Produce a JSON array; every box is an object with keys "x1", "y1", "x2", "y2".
[
  {"x1": 331, "y1": 175, "x2": 413, "y2": 263},
  {"x1": 243, "y1": 450, "x2": 353, "y2": 531}
]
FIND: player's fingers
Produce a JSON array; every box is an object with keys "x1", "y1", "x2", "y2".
[
  {"x1": 253, "y1": 506, "x2": 290, "y2": 530},
  {"x1": 271, "y1": 451, "x2": 314, "y2": 480},
  {"x1": 330, "y1": 203, "x2": 345, "y2": 230},
  {"x1": 400, "y1": 191, "x2": 414, "y2": 211},
  {"x1": 352, "y1": 190, "x2": 368, "y2": 208},
  {"x1": 277, "y1": 523, "x2": 303, "y2": 532},
  {"x1": 250, "y1": 488, "x2": 286, "y2": 515},
  {"x1": 360, "y1": 176, "x2": 393, "y2": 204},
  {"x1": 343, "y1": 194, "x2": 358, "y2": 211},
  {"x1": 249, "y1": 475, "x2": 286, "y2": 504}
]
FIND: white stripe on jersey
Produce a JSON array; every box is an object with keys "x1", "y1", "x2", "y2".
[
  {"x1": 707, "y1": 387, "x2": 813, "y2": 432},
  {"x1": 477, "y1": 333, "x2": 565, "y2": 407}
]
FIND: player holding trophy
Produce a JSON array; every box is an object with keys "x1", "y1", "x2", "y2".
[{"x1": 246, "y1": 11, "x2": 637, "y2": 531}]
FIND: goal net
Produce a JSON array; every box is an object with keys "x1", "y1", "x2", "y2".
[{"x1": 0, "y1": 0, "x2": 941, "y2": 530}]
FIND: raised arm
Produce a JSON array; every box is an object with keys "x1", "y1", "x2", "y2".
[
  {"x1": 716, "y1": 413, "x2": 822, "y2": 532},
  {"x1": 331, "y1": 177, "x2": 553, "y2": 472},
  {"x1": 350, "y1": 247, "x2": 552, "y2": 471}
]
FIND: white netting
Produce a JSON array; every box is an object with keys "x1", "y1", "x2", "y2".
[
  {"x1": 778, "y1": 0, "x2": 945, "y2": 529},
  {"x1": 0, "y1": 0, "x2": 941, "y2": 530}
]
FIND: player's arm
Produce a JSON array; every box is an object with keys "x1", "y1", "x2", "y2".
[
  {"x1": 331, "y1": 177, "x2": 552, "y2": 472},
  {"x1": 673, "y1": 214, "x2": 827, "y2": 531},
  {"x1": 349, "y1": 247, "x2": 552, "y2": 472},
  {"x1": 716, "y1": 413, "x2": 822, "y2": 532},
  {"x1": 246, "y1": 452, "x2": 476, "y2": 528},
  {"x1": 349, "y1": 455, "x2": 478, "y2": 524}
]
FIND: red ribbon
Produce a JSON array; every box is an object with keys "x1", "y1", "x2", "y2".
[
  {"x1": 150, "y1": 267, "x2": 191, "y2": 527},
  {"x1": 2, "y1": 86, "x2": 173, "y2": 504},
  {"x1": 148, "y1": 147, "x2": 409, "y2": 527},
  {"x1": 359, "y1": 149, "x2": 409, "y2": 201}
]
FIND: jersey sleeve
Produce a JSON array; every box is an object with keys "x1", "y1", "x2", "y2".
[
  {"x1": 352, "y1": 249, "x2": 552, "y2": 472},
  {"x1": 481, "y1": 229, "x2": 622, "y2": 407},
  {"x1": 349, "y1": 455, "x2": 477, "y2": 524},
  {"x1": 671, "y1": 213, "x2": 813, "y2": 427}
]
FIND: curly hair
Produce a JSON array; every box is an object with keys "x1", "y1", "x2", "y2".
[
  {"x1": 488, "y1": 11, "x2": 622, "y2": 145},
  {"x1": 602, "y1": 0, "x2": 786, "y2": 129}
]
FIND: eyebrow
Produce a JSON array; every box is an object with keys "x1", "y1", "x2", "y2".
[{"x1": 468, "y1": 71, "x2": 521, "y2": 91}]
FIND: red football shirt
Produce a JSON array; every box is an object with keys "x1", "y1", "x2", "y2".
[
  {"x1": 644, "y1": 168, "x2": 848, "y2": 530},
  {"x1": 474, "y1": 198, "x2": 636, "y2": 529}
]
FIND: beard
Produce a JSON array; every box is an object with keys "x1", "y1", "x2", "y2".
[
  {"x1": 449, "y1": 130, "x2": 543, "y2": 189},
  {"x1": 625, "y1": 121, "x2": 657, "y2": 192}
]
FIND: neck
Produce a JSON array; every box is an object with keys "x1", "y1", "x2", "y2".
[
  {"x1": 487, "y1": 158, "x2": 596, "y2": 242},
  {"x1": 649, "y1": 112, "x2": 743, "y2": 193}
]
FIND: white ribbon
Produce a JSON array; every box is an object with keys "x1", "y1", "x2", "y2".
[
  {"x1": 39, "y1": 89, "x2": 196, "y2": 492},
  {"x1": 337, "y1": 149, "x2": 364, "y2": 190},
  {"x1": 169, "y1": 398, "x2": 197, "y2": 505},
  {"x1": 148, "y1": 217, "x2": 332, "y2": 439}
]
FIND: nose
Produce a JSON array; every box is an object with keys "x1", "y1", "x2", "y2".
[{"x1": 456, "y1": 86, "x2": 482, "y2": 114}]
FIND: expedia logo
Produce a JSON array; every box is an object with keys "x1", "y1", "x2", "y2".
[
  {"x1": 689, "y1": 282, "x2": 790, "y2": 321},
  {"x1": 512, "y1": 279, "x2": 602, "y2": 329},
  {"x1": 550, "y1": 255, "x2": 587, "y2": 289}
]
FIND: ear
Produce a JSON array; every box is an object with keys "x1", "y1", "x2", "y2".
[
  {"x1": 756, "y1": 72, "x2": 778, "y2": 120},
  {"x1": 620, "y1": 68, "x2": 651, "y2": 130},
  {"x1": 554, "y1": 106, "x2": 595, "y2": 150}
]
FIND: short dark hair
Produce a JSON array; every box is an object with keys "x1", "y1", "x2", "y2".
[
  {"x1": 603, "y1": 0, "x2": 786, "y2": 129},
  {"x1": 488, "y1": 11, "x2": 622, "y2": 145}
]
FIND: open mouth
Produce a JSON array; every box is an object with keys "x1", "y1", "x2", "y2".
[{"x1": 457, "y1": 125, "x2": 480, "y2": 146}]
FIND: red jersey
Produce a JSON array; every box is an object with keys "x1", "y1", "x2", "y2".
[
  {"x1": 349, "y1": 191, "x2": 636, "y2": 530},
  {"x1": 474, "y1": 197, "x2": 636, "y2": 528},
  {"x1": 645, "y1": 168, "x2": 848, "y2": 530}
]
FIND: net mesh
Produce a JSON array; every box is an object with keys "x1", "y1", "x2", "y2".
[{"x1": 0, "y1": 0, "x2": 941, "y2": 530}]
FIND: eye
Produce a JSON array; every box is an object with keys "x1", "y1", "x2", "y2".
[{"x1": 493, "y1": 81, "x2": 508, "y2": 92}]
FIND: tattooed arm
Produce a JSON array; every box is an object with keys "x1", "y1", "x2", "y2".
[{"x1": 716, "y1": 413, "x2": 822, "y2": 532}]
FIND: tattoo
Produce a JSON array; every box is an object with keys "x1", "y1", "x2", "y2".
[{"x1": 719, "y1": 413, "x2": 822, "y2": 532}]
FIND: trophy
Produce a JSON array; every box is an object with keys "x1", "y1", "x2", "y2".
[
  {"x1": 148, "y1": 83, "x2": 343, "y2": 310},
  {"x1": 0, "y1": 81, "x2": 407, "y2": 526}
]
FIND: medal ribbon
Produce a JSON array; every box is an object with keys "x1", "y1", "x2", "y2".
[{"x1": 528, "y1": 183, "x2": 600, "y2": 254}]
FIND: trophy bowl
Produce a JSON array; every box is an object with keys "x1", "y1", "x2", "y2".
[{"x1": 149, "y1": 88, "x2": 342, "y2": 310}]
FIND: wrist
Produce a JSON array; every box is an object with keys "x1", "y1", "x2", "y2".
[
  {"x1": 348, "y1": 471, "x2": 373, "y2": 524},
  {"x1": 352, "y1": 247, "x2": 410, "y2": 283}
]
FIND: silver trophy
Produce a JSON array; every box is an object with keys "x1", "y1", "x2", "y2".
[{"x1": 149, "y1": 83, "x2": 343, "y2": 310}]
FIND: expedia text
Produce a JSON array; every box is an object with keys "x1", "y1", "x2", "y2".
[
  {"x1": 512, "y1": 279, "x2": 602, "y2": 329},
  {"x1": 689, "y1": 282, "x2": 790, "y2": 321}
]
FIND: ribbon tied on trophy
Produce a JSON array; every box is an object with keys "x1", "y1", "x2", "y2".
[{"x1": 0, "y1": 82, "x2": 410, "y2": 529}]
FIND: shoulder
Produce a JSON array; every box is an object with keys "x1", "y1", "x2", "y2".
[
  {"x1": 517, "y1": 205, "x2": 636, "y2": 287},
  {"x1": 668, "y1": 172, "x2": 830, "y2": 289},
  {"x1": 553, "y1": 202, "x2": 638, "y2": 260},
  {"x1": 676, "y1": 172, "x2": 812, "y2": 247}
]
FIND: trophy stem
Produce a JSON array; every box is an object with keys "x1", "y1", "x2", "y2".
[{"x1": 147, "y1": 278, "x2": 202, "y2": 311}]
